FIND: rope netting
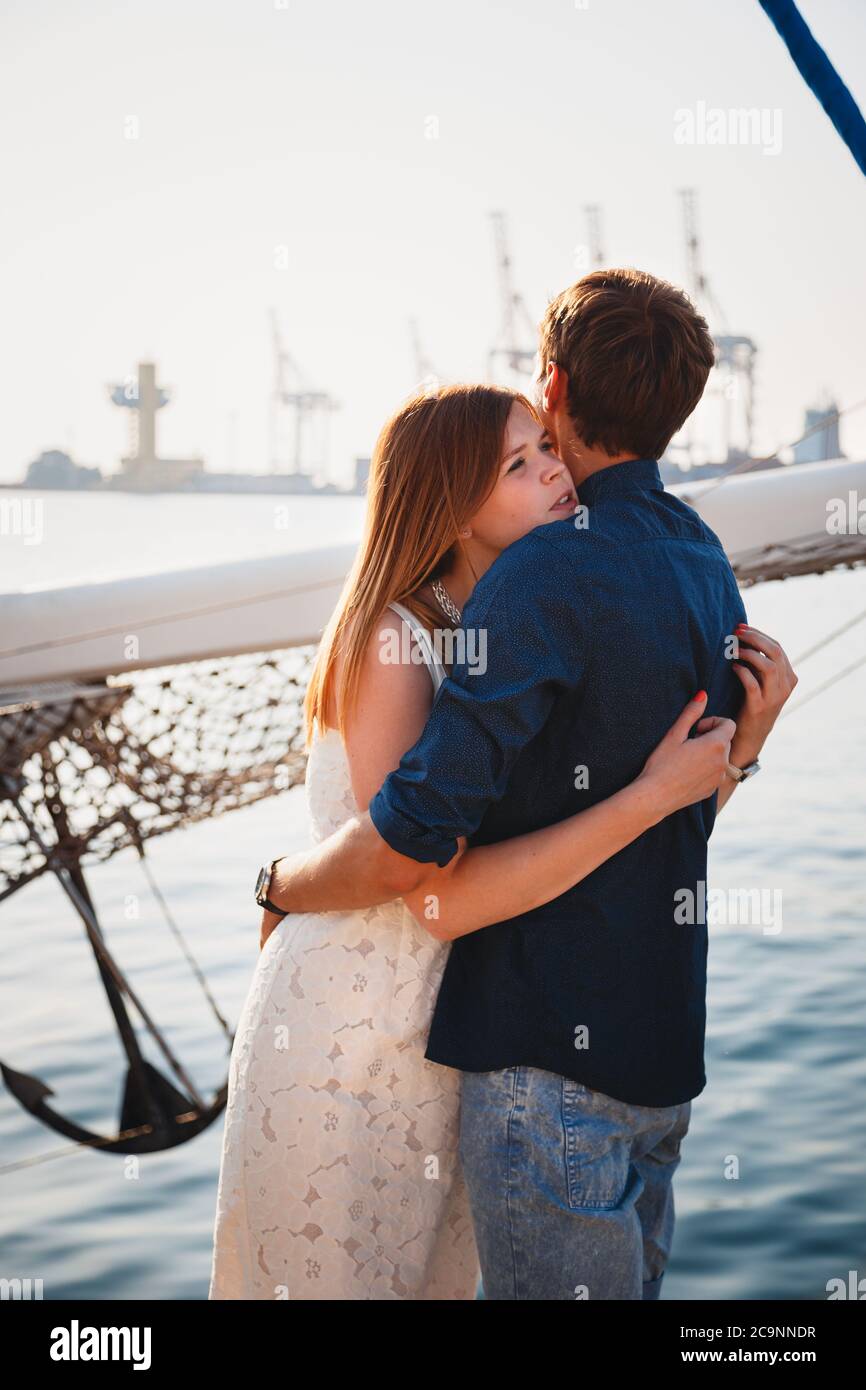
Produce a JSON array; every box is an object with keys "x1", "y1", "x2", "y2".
[{"x1": 0, "y1": 644, "x2": 316, "y2": 903}]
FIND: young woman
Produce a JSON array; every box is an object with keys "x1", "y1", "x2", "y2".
[{"x1": 209, "y1": 383, "x2": 794, "y2": 1301}]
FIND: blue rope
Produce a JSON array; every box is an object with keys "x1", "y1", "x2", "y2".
[{"x1": 759, "y1": 0, "x2": 866, "y2": 177}]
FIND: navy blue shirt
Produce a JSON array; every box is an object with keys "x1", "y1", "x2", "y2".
[{"x1": 368, "y1": 458, "x2": 747, "y2": 1106}]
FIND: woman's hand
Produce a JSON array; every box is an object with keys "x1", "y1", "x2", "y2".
[
  {"x1": 729, "y1": 623, "x2": 798, "y2": 763},
  {"x1": 636, "y1": 693, "x2": 736, "y2": 823}
]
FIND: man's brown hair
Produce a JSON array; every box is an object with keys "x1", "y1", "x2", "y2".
[{"x1": 537, "y1": 267, "x2": 715, "y2": 459}]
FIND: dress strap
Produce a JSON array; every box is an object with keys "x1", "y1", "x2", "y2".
[{"x1": 387, "y1": 601, "x2": 447, "y2": 695}]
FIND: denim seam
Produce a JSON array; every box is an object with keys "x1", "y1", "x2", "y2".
[{"x1": 504, "y1": 1065, "x2": 521, "y2": 1301}]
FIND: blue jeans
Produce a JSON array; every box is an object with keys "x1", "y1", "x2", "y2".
[{"x1": 459, "y1": 1065, "x2": 691, "y2": 1300}]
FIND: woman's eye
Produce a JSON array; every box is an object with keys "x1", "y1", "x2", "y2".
[
  {"x1": 507, "y1": 457, "x2": 526, "y2": 474},
  {"x1": 540, "y1": 440, "x2": 554, "y2": 452}
]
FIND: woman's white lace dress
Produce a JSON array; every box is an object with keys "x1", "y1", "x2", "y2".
[{"x1": 209, "y1": 604, "x2": 479, "y2": 1300}]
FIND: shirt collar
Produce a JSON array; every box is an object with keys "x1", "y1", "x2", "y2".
[{"x1": 577, "y1": 457, "x2": 663, "y2": 505}]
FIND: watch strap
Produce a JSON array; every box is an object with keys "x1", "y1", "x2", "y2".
[{"x1": 256, "y1": 855, "x2": 287, "y2": 914}]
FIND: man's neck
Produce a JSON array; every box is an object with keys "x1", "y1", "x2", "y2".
[{"x1": 558, "y1": 432, "x2": 641, "y2": 490}]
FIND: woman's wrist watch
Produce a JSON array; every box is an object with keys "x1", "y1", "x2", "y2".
[
  {"x1": 255, "y1": 856, "x2": 288, "y2": 917},
  {"x1": 725, "y1": 756, "x2": 762, "y2": 783}
]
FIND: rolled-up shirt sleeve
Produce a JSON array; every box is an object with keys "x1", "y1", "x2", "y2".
[{"x1": 367, "y1": 528, "x2": 587, "y2": 866}]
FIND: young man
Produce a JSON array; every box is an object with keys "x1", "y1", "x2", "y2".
[{"x1": 264, "y1": 269, "x2": 792, "y2": 1299}]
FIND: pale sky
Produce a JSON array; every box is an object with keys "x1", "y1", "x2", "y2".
[{"x1": 2, "y1": 0, "x2": 865, "y2": 485}]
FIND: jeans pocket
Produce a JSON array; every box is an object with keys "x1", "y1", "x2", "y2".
[{"x1": 561, "y1": 1079, "x2": 632, "y2": 1211}]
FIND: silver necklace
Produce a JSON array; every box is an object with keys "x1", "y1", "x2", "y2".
[{"x1": 431, "y1": 578, "x2": 462, "y2": 624}]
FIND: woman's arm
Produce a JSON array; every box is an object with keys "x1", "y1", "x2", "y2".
[{"x1": 715, "y1": 624, "x2": 798, "y2": 813}]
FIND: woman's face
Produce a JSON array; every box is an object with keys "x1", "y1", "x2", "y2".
[{"x1": 466, "y1": 402, "x2": 578, "y2": 554}]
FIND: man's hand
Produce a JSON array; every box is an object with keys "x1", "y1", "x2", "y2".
[{"x1": 730, "y1": 623, "x2": 798, "y2": 763}]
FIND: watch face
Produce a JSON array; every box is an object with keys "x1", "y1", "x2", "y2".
[{"x1": 255, "y1": 865, "x2": 268, "y2": 900}]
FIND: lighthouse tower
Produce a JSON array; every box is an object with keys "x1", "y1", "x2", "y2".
[{"x1": 109, "y1": 362, "x2": 205, "y2": 491}]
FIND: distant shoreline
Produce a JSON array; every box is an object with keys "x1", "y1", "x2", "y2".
[{"x1": 0, "y1": 479, "x2": 364, "y2": 497}]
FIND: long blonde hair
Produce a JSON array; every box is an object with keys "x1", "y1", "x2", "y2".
[{"x1": 303, "y1": 381, "x2": 538, "y2": 745}]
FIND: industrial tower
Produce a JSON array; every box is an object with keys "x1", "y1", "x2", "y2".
[
  {"x1": 679, "y1": 188, "x2": 758, "y2": 466},
  {"x1": 268, "y1": 309, "x2": 340, "y2": 476}
]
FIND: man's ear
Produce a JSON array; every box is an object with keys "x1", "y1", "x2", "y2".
[{"x1": 542, "y1": 361, "x2": 567, "y2": 414}]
